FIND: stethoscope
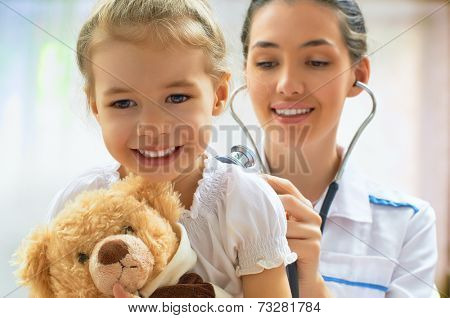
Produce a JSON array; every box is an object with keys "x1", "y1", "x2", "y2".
[{"x1": 216, "y1": 81, "x2": 377, "y2": 297}]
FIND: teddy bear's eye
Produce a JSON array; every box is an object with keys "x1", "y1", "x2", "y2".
[
  {"x1": 77, "y1": 252, "x2": 89, "y2": 264},
  {"x1": 123, "y1": 226, "x2": 135, "y2": 235}
]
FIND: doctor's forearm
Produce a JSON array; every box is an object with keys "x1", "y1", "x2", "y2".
[{"x1": 299, "y1": 273, "x2": 333, "y2": 298}]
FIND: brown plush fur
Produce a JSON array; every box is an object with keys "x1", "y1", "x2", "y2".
[{"x1": 15, "y1": 175, "x2": 182, "y2": 297}]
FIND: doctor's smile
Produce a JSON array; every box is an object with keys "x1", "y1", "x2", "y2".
[{"x1": 270, "y1": 102, "x2": 315, "y2": 124}]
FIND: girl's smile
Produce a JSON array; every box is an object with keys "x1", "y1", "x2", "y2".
[{"x1": 133, "y1": 145, "x2": 184, "y2": 168}]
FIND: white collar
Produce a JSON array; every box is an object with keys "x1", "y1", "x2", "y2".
[
  {"x1": 258, "y1": 143, "x2": 372, "y2": 224},
  {"x1": 138, "y1": 223, "x2": 197, "y2": 297},
  {"x1": 314, "y1": 165, "x2": 372, "y2": 224}
]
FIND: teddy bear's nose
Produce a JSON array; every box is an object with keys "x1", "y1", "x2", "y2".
[{"x1": 98, "y1": 240, "x2": 129, "y2": 265}]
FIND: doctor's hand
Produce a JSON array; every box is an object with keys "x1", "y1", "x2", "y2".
[{"x1": 261, "y1": 174, "x2": 332, "y2": 298}]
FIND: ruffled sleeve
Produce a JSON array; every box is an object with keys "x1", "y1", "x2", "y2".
[{"x1": 219, "y1": 166, "x2": 297, "y2": 277}]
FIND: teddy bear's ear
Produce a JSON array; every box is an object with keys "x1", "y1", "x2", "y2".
[
  {"x1": 112, "y1": 175, "x2": 182, "y2": 225},
  {"x1": 14, "y1": 227, "x2": 54, "y2": 297}
]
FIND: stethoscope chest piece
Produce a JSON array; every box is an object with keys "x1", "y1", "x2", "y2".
[{"x1": 215, "y1": 145, "x2": 256, "y2": 168}]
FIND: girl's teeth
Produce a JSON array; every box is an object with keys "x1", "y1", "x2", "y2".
[
  {"x1": 138, "y1": 147, "x2": 176, "y2": 158},
  {"x1": 275, "y1": 108, "x2": 313, "y2": 116}
]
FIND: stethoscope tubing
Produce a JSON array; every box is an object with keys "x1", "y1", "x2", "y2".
[
  {"x1": 229, "y1": 85, "x2": 270, "y2": 174},
  {"x1": 228, "y1": 81, "x2": 377, "y2": 297}
]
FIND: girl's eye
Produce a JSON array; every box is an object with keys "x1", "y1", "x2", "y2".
[
  {"x1": 307, "y1": 60, "x2": 330, "y2": 68},
  {"x1": 166, "y1": 94, "x2": 190, "y2": 104},
  {"x1": 77, "y1": 252, "x2": 89, "y2": 264},
  {"x1": 256, "y1": 61, "x2": 278, "y2": 69},
  {"x1": 123, "y1": 226, "x2": 135, "y2": 235},
  {"x1": 111, "y1": 100, "x2": 137, "y2": 109}
]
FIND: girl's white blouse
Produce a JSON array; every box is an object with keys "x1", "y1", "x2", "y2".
[{"x1": 47, "y1": 156, "x2": 297, "y2": 297}]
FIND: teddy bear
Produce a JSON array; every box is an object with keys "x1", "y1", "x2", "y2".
[{"x1": 15, "y1": 175, "x2": 228, "y2": 298}]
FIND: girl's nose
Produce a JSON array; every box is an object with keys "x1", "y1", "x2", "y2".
[
  {"x1": 137, "y1": 103, "x2": 173, "y2": 134},
  {"x1": 137, "y1": 125, "x2": 171, "y2": 147},
  {"x1": 276, "y1": 66, "x2": 305, "y2": 97}
]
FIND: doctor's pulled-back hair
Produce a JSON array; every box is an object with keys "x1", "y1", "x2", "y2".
[
  {"x1": 77, "y1": 0, "x2": 227, "y2": 102},
  {"x1": 241, "y1": 0, "x2": 367, "y2": 62}
]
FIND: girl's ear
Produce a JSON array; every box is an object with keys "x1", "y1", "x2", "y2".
[
  {"x1": 90, "y1": 98, "x2": 99, "y2": 117},
  {"x1": 347, "y1": 56, "x2": 371, "y2": 97},
  {"x1": 15, "y1": 227, "x2": 54, "y2": 297},
  {"x1": 89, "y1": 98, "x2": 100, "y2": 121},
  {"x1": 85, "y1": 87, "x2": 100, "y2": 121},
  {"x1": 212, "y1": 72, "x2": 231, "y2": 116}
]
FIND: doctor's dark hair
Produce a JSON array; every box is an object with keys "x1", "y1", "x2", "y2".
[{"x1": 241, "y1": 0, "x2": 367, "y2": 62}]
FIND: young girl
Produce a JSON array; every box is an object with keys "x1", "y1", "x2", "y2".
[
  {"x1": 241, "y1": 0, "x2": 438, "y2": 297},
  {"x1": 46, "y1": 0, "x2": 296, "y2": 298}
]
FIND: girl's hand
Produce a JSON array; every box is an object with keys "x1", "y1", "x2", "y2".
[
  {"x1": 261, "y1": 174, "x2": 332, "y2": 298},
  {"x1": 113, "y1": 283, "x2": 139, "y2": 298}
]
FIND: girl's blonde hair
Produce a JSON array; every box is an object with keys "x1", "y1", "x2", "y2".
[{"x1": 76, "y1": 0, "x2": 227, "y2": 101}]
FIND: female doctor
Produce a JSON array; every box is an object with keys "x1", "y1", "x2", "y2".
[{"x1": 240, "y1": 0, "x2": 438, "y2": 297}]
